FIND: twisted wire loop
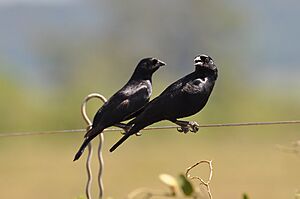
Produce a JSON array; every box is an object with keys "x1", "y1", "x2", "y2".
[
  {"x1": 86, "y1": 132, "x2": 93, "y2": 199},
  {"x1": 81, "y1": 93, "x2": 108, "y2": 199},
  {"x1": 97, "y1": 133, "x2": 105, "y2": 199},
  {"x1": 185, "y1": 160, "x2": 213, "y2": 199}
]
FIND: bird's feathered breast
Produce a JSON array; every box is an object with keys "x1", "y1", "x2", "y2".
[{"x1": 120, "y1": 80, "x2": 152, "y2": 98}]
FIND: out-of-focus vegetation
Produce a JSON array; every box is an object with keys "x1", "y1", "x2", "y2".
[{"x1": 0, "y1": 1, "x2": 299, "y2": 199}]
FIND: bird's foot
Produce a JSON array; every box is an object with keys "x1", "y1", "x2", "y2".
[
  {"x1": 176, "y1": 121, "x2": 199, "y2": 133},
  {"x1": 177, "y1": 125, "x2": 190, "y2": 134},
  {"x1": 188, "y1": 121, "x2": 199, "y2": 133},
  {"x1": 117, "y1": 124, "x2": 132, "y2": 135}
]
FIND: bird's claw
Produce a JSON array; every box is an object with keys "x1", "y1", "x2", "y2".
[
  {"x1": 189, "y1": 121, "x2": 199, "y2": 133},
  {"x1": 177, "y1": 121, "x2": 199, "y2": 133},
  {"x1": 135, "y1": 132, "x2": 142, "y2": 136},
  {"x1": 177, "y1": 126, "x2": 190, "y2": 134},
  {"x1": 119, "y1": 125, "x2": 132, "y2": 135}
]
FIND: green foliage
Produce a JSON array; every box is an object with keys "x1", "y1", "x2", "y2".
[
  {"x1": 159, "y1": 173, "x2": 196, "y2": 196},
  {"x1": 177, "y1": 174, "x2": 194, "y2": 196},
  {"x1": 242, "y1": 193, "x2": 250, "y2": 199}
]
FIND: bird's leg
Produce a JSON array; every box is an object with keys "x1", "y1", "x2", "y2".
[
  {"x1": 114, "y1": 123, "x2": 142, "y2": 136},
  {"x1": 114, "y1": 123, "x2": 131, "y2": 134},
  {"x1": 172, "y1": 120, "x2": 199, "y2": 133},
  {"x1": 171, "y1": 120, "x2": 190, "y2": 133}
]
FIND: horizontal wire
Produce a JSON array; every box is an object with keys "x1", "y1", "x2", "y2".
[
  {"x1": 0, "y1": 129, "x2": 85, "y2": 137},
  {"x1": 0, "y1": 120, "x2": 300, "y2": 138}
]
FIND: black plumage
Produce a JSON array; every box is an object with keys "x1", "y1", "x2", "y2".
[
  {"x1": 74, "y1": 57, "x2": 165, "y2": 161},
  {"x1": 110, "y1": 54, "x2": 218, "y2": 152}
]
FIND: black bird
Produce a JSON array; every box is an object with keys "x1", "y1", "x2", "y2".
[
  {"x1": 110, "y1": 54, "x2": 218, "y2": 152},
  {"x1": 74, "y1": 57, "x2": 166, "y2": 161}
]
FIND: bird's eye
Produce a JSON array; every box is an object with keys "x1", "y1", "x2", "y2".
[
  {"x1": 152, "y1": 59, "x2": 158, "y2": 65},
  {"x1": 205, "y1": 57, "x2": 210, "y2": 63},
  {"x1": 193, "y1": 79, "x2": 202, "y2": 85}
]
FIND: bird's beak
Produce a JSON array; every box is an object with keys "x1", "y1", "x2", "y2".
[
  {"x1": 194, "y1": 61, "x2": 203, "y2": 67},
  {"x1": 157, "y1": 60, "x2": 166, "y2": 67}
]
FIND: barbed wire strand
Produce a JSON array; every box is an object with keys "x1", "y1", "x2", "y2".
[{"x1": 1, "y1": 120, "x2": 300, "y2": 138}]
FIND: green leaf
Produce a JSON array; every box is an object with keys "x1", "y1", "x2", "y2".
[
  {"x1": 177, "y1": 174, "x2": 194, "y2": 196},
  {"x1": 242, "y1": 193, "x2": 250, "y2": 199}
]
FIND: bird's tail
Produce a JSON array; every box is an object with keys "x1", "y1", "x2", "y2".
[
  {"x1": 73, "y1": 127, "x2": 103, "y2": 161},
  {"x1": 109, "y1": 133, "x2": 131, "y2": 152},
  {"x1": 73, "y1": 137, "x2": 92, "y2": 161}
]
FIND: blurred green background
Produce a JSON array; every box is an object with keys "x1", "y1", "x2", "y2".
[{"x1": 0, "y1": 0, "x2": 299, "y2": 198}]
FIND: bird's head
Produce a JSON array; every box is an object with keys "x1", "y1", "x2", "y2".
[
  {"x1": 194, "y1": 54, "x2": 217, "y2": 72},
  {"x1": 135, "y1": 57, "x2": 166, "y2": 77}
]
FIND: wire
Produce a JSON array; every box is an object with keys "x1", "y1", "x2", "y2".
[
  {"x1": 1, "y1": 120, "x2": 300, "y2": 138},
  {"x1": 0, "y1": 129, "x2": 85, "y2": 137},
  {"x1": 1, "y1": 91, "x2": 300, "y2": 199}
]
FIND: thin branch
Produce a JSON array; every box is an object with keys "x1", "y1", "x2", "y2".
[{"x1": 186, "y1": 160, "x2": 213, "y2": 199}]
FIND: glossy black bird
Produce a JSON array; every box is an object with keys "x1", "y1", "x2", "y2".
[
  {"x1": 110, "y1": 54, "x2": 218, "y2": 152},
  {"x1": 74, "y1": 57, "x2": 166, "y2": 161}
]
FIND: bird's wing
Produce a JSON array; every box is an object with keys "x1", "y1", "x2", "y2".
[
  {"x1": 128, "y1": 78, "x2": 187, "y2": 125},
  {"x1": 129, "y1": 73, "x2": 207, "y2": 124},
  {"x1": 157, "y1": 72, "x2": 201, "y2": 97},
  {"x1": 148, "y1": 74, "x2": 196, "y2": 101},
  {"x1": 92, "y1": 82, "x2": 151, "y2": 127},
  {"x1": 122, "y1": 102, "x2": 147, "y2": 121}
]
